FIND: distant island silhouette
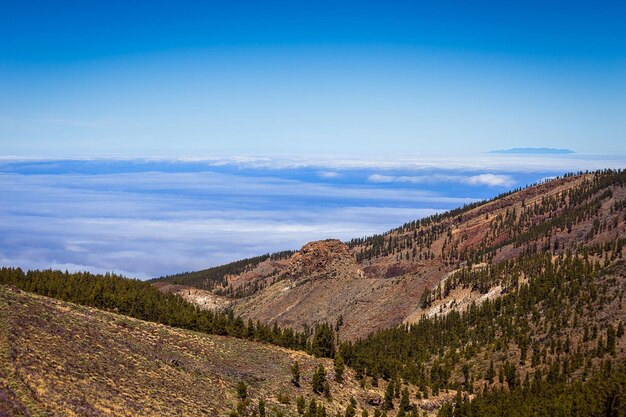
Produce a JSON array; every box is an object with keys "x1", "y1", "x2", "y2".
[{"x1": 489, "y1": 147, "x2": 575, "y2": 155}]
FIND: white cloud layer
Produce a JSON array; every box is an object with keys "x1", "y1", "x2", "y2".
[
  {"x1": 0, "y1": 169, "x2": 449, "y2": 278},
  {"x1": 2, "y1": 154, "x2": 620, "y2": 278},
  {"x1": 3, "y1": 153, "x2": 624, "y2": 172}
]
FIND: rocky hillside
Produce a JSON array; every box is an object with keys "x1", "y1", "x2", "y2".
[
  {"x1": 3, "y1": 169, "x2": 625, "y2": 417},
  {"x1": 0, "y1": 286, "x2": 459, "y2": 416},
  {"x1": 154, "y1": 170, "x2": 626, "y2": 342}
]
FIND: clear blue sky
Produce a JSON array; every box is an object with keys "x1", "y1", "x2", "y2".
[{"x1": 1, "y1": 0, "x2": 625, "y2": 156}]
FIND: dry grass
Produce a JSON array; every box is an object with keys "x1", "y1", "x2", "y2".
[{"x1": 1, "y1": 286, "x2": 451, "y2": 416}]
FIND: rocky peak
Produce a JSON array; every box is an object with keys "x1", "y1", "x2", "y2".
[{"x1": 288, "y1": 239, "x2": 361, "y2": 279}]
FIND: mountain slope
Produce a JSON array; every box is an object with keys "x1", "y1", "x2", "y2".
[
  {"x1": 1, "y1": 286, "x2": 454, "y2": 416},
  {"x1": 340, "y1": 254, "x2": 625, "y2": 391},
  {"x1": 154, "y1": 170, "x2": 626, "y2": 341},
  {"x1": 3, "y1": 169, "x2": 626, "y2": 416}
]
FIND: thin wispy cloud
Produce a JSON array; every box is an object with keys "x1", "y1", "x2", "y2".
[
  {"x1": 32, "y1": 116, "x2": 106, "y2": 128},
  {"x1": 193, "y1": 154, "x2": 625, "y2": 173},
  {"x1": 368, "y1": 173, "x2": 515, "y2": 187},
  {"x1": 317, "y1": 171, "x2": 341, "y2": 179},
  {"x1": 463, "y1": 174, "x2": 515, "y2": 187}
]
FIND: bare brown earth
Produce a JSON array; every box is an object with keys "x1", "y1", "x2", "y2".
[
  {"x1": 232, "y1": 240, "x2": 446, "y2": 341},
  {"x1": 153, "y1": 281, "x2": 232, "y2": 311},
  {"x1": 0, "y1": 286, "x2": 462, "y2": 417},
  {"x1": 159, "y1": 174, "x2": 626, "y2": 341}
]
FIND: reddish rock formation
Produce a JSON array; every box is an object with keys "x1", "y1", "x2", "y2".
[{"x1": 287, "y1": 239, "x2": 363, "y2": 279}]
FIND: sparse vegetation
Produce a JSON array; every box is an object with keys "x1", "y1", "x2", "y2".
[
  {"x1": 0, "y1": 266, "x2": 342, "y2": 358},
  {"x1": 0, "y1": 286, "x2": 393, "y2": 416},
  {"x1": 2, "y1": 169, "x2": 626, "y2": 415}
]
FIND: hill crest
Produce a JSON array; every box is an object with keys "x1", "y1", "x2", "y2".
[{"x1": 155, "y1": 170, "x2": 626, "y2": 341}]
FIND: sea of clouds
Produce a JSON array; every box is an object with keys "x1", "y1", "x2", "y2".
[{"x1": 1, "y1": 153, "x2": 623, "y2": 279}]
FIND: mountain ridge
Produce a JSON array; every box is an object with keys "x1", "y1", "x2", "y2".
[
  {"x1": 153, "y1": 170, "x2": 625, "y2": 342},
  {"x1": 489, "y1": 147, "x2": 576, "y2": 154}
]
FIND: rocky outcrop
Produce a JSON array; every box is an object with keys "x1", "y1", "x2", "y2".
[{"x1": 287, "y1": 239, "x2": 364, "y2": 279}]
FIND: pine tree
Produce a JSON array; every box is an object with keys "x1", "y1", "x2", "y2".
[
  {"x1": 420, "y1": 287, "x2": 431, "y2": 308},
  {"x1": 462, "y1": 363, "x2": 471, "y2": 391},
  {"x1": 399, "y1": 387, "x2": 410, "y2": 411},
  {"x1": 344, "y1": 402, "x2": 355, "y2": 417},
  {"x1": 237, "y1": 381, "x2": 247, "y2": 400},
  {"x1": 323, "y1": 381, "x2": 331, "y2": 398},
  {"x1": 334, "y1": 354, "x2": 345, "y2": 382},
  {"x1": 486, "y1": 360, "x2": 495, "y2": 384},
  {"x1": 606, "y1": 324, "x2": 616, "y2": 356},
  {"x1": 297, "y1": 396, "x2": 306, "y2": 414},
  {"x1": 311, "y1": 323, "x2": 335, "y2": 358},
  {"x1": 312, "y1": 365, "x2": 327, "y2": 394},
  {"x1": 306, "y1": 398, "x2": 318, "y2": 417},
  {"x1": 503, "y1": 361, "x2": 518, "y2": 389},
  {"x1": 291, "y1": 361, "x2": 301, "y2": 387}
]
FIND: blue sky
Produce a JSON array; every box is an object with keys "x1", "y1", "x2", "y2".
[
  {"x1": 1, "y1": 0, "x2": 625, "y2": 156},
  {"x1": 1, "y1": 2, "x2": 625, "y2": 277}
]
